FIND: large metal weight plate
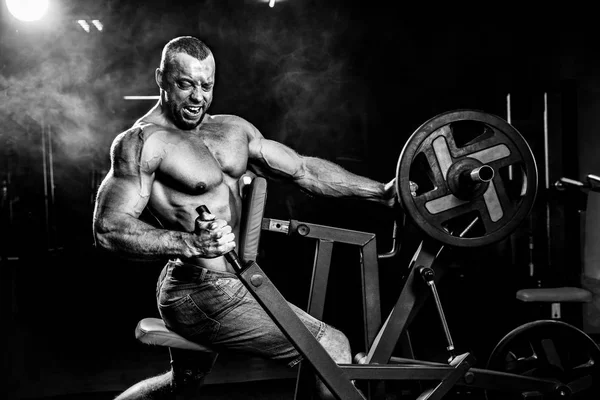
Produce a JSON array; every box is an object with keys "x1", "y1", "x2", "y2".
[
  {"x1": 396, "y1": 110, "x2": 538, "y2": 247},
  {"x1": 485, "y1": 320, "x2": 600, "y2": 399}
]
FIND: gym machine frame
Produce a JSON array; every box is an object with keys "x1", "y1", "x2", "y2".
[
  {"x1": 216, "y1": 208, "x2": 578, "y2": 400},
  {"x1": 260, "y1": 213, "x2": 387, "y2": 399}
]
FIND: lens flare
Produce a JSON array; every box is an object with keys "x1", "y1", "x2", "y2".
[{"x1": 5, "y1": 0, "x2": 49, "y2": 22}]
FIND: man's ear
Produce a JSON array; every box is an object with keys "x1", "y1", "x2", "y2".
[{"x1": 155, "y1": 68, "x2": 163, "y2": 89}]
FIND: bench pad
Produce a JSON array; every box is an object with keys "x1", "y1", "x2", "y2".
[
  {"x1": 135, "y1": 317, "x2": 215, "y2": 353},
  {"x1": 516, "y1": 287, "x2": 593, "y2": 303}
]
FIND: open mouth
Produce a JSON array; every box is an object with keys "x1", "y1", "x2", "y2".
[{"x1": 182, "y1": 105, "x2": 202, "y2": 119}]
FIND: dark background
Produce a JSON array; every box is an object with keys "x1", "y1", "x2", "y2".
[{"x1": 2, "y1": 1, "x2": 600, "y2": 399}]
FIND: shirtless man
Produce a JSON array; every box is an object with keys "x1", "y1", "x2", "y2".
[{"x1": 93, "y1": 36, "x2": 396, "y2": 399}]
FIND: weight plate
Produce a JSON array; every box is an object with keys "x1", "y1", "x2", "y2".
[
  {"x1": 396, "y1": 109, "x2": 538, "y2": 247},
  {"x1": 485, "y1": 320, "x2": 600, "y2": 399}
]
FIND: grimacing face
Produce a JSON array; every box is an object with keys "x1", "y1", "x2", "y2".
[{"x1": 159, "y1": 52, "x2": 215, "y2": 130}]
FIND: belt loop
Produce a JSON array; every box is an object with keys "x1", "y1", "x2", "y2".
[{"x1": 199, "y1": 267, "x2": 208, "y2": 281}]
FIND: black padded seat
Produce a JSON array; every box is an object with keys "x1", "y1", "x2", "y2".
[
  {"x1": 516, "y1": 287, "x2": 593, "y2": 303},
  {"x1": 135, "y1": 317, "x2": 215, "y2": 353}
]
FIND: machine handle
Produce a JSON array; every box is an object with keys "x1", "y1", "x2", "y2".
[
  {"x1": 195, "y1": 205, "x2": 245, "y2": 272},
  {"x1": 554, "y1": 174, "x2": 600, "y2": 192},
  {"x1": 378, "y1": 214, "x2": 403, "y2": 259}
]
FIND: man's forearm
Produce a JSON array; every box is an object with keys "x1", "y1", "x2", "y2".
[
  {"x1": 94, "y1": 215, "x2": 196, "y2": 260},
  {"x1": 297, "y1": 157, "x2": 388, "y2": 203}
]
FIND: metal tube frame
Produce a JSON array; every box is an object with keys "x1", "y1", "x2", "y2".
[{"x1": 243, "y1": 218, "x2": 566, "y2": 400}]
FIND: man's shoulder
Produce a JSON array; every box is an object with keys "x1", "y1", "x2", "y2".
[
  {"x1": 209, "y1": 114, "x2": 251, "y2": 128},
  {"x1": 110, "y1": 122, "x2": 174, "y2": 155},
  {"x1": 115, "y1": 121, "x2": 170, "y2": 143},
  {"x1": 208, "y1": 114, "x2": 258, "y2": 138}
]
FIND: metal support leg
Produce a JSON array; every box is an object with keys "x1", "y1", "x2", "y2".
[
  {"x1": 295, "y1": 239, "x2": 334, "y2": 400},
  {"x1": 360, "y1": 239, "x2": 385, "y2": 400},
  {"x1": 367, "y1": 239, "x2": 443, "y2": 364},
  {"x1": 360, "y1": 238, "x2": 383, "y2": 348},
  {"x1": 419, "y1": 266, "x2": 456, "y2": 362}
]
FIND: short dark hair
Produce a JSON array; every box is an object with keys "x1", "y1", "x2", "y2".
[{"x1": 160, "y1": 36, "x2": 212, "y2": 71}]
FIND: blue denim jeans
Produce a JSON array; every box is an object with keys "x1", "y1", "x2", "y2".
[{"x1": 156, "y1": 260, "x2": 327, "y2": 367}]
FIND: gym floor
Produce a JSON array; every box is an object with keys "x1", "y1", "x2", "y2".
[
  {"x1": 14, "y1": 309, "x2": 598, "y2": 400},
  {"x1": 7, "y1": 310, "x2": 298, "y2": 400},
  {"x1": 6, "y1": 248, "x2": 599, "y2": 400},
  {"x1": 6, "y1": 292, "x2": 600, "y2": 400},
  {"x1": 35, "y1": 381, "x2": 300, "y2": 400},
  {"x1": 2, "y1": 302, "x2": 504, "y2": 400}
]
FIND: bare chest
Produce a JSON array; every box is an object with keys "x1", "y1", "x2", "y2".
[{"x1": 157, "y1": 131, "x2": 249, "y2": 194}]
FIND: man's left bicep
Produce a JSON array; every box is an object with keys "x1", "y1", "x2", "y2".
[{"x1": 248, "y1": 138, "x2": 305, "y2": 180}]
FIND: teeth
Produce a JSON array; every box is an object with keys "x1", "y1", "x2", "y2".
[{"x1": 183, "y1": 106, "x2": 201, "y2": 117}]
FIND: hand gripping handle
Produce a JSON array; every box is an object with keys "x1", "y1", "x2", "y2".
[{"x1": 195, "y1": 205, "x2": 245, "y2": 272}]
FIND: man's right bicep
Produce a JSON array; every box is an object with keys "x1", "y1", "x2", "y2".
[
  {"x1": 103, "y1": 127, "x2": 160, "y2": 215},
  {"x1": 95, "y1": 172, "x2": 152, "y2": 222}
]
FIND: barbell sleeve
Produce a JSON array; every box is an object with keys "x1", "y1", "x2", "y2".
[{"x1": 467, "y1": 165, "x2": 495, "y2": 183}]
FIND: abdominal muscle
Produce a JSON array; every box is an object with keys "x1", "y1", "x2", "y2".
[{"x1": 149, "y1": 179, "x2": 244, "y2": 274}]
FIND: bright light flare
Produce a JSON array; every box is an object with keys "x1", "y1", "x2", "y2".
[
  {"x1": 5, "y1": 0, "x2": 49, "y2": 22},
  {"x1": 123, "y1": 96, "x2": 159, "y2": 100},
  {"x1": 258, "y1": 0, "x2": 286, "y2": 7},
  {"x1": 91, "y1": 19, "x2": 103, "y2": 31},
  {"x1": 77, "y1": 19, "x2": 90, "y2": 32}
]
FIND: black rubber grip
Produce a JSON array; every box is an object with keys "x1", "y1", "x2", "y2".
[
  {"x1": 196, "y1": 205, "x2": 210, "y2": 215},
  {"x1": 195, "y1": 205, "x2": 244, "y2": 272}
]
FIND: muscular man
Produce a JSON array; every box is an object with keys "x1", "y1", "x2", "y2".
[{"x1": 93, "y1": 36, "x2": 396, "y2": 399}]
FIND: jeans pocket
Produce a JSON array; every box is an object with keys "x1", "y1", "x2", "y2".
[
  {"x1": 214, "y1": 277, "x2": 247, "y2": 299},
  {"x1": 158, "y1": 294, "x2": 221, "y2": 342}
]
